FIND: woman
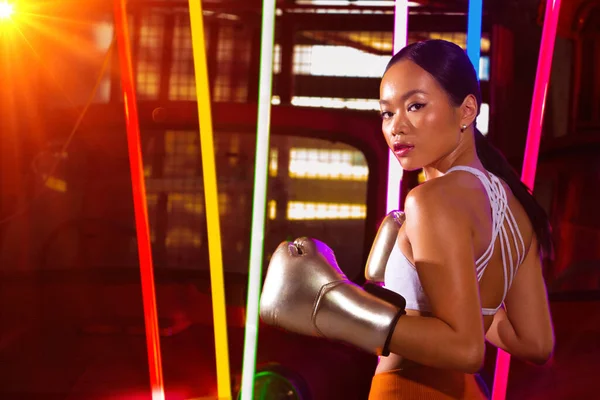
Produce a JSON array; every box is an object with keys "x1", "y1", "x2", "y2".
[
  {"x1": 369, "y1": 39, "x2": 555, "y2": 399},
  {"x1": 259, "y1": 38, "x2": 555, "y2": 400}
]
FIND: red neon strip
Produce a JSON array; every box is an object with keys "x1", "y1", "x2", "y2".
[
  {"x1": 113, "y1": 1, "x2": 165, "y2": 398},
  {"x1": 492, "y1": 1, "x2": 562, "y2": 399}
]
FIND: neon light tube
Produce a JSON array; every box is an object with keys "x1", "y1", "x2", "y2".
[
  {"x1": 492, "y1": 1, "x2": 562, "y2": 399},
  {"x1": 386, "y1": 0, "x2": 408, "y2": 212},
  {"x1": 187, "y1": 0, "x2": 232, "y2": 398},
  {"x1": 113, "y1": 1, "x2": 164, "y2": 399},
  {"x1": 466, "y1": 0, "x2": 482, "y2": 76},
  {"x1": 239, "y1": 0, "x2": 277, "y2": 398},
  {"x1": 520, "y1": 0, "x2": 562, "y2": 190}
]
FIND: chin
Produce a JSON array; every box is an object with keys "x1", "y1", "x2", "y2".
[{"x1": 396, "y1": 159, "x2": 423, "y2": 172}]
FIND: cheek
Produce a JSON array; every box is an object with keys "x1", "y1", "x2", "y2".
[
  {"x1": 413, "y1": 107, "x2": 456, "y2": 137},
  {"x1": 381, "y1": 122, "x2": 393, "y2": 143},
  {"x1": 419, "y1": 108, "x2": 444, "y2": 128}
]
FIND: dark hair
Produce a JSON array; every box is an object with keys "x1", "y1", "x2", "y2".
[{"x1": 385, "y1": 39, "x2": 553, "y2": 259}]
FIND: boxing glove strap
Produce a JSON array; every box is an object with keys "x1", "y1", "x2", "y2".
[
  {"x1": 364, "y1": 282, "x2": 407, "y2": 356},
  {"x1": 381, "y1": 308, "x2": 406, "y2": 357}
]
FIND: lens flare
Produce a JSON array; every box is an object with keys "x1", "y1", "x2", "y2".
[{"x1": 0, "y1": 2, "x2": 14, "y2": 20}]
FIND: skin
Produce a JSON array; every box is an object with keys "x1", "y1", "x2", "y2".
[{"x1": 375, "y1": 60, "x2": 555, "y2": 380}]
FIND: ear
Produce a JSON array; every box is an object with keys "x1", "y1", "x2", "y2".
[{"x1": 459, "y1": 94, "x2": 478, "y2": 128}]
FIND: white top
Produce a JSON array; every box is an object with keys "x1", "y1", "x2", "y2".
[{"x1": 384, "y1": 165, "x2": 526, "y2": 315}]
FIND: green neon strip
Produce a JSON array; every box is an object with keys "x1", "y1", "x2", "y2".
[{"x1": 239, "y1": 0, "x2": 277, "y2": 399}]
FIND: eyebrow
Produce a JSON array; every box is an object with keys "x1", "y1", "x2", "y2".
[{"x1": 379, "y1": 89, "x2": 428, "y2": 105}]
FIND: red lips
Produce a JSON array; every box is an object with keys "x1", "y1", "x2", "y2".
[{"x1": 392, "y1": 142, "x2": 414, "y2": 156}]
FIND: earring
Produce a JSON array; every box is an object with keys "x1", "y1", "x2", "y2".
[{"x1": 460, "y1": 124, "x2": 467, "y2": 132}]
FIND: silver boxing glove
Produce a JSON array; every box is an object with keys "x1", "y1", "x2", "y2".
[
  {"x1": 260, "y1": 237, "x2": 406, "y2": 356},
  {"x1": 365, "y1": 210, "x2": 405, "y2": 283}
]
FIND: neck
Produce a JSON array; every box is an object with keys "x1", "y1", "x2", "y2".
[{"x1": 422, "y1": 128, "x2": 484, "y2": 180}]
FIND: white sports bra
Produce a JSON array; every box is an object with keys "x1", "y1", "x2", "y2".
[{"x1": 384, "y1": 165, "x2": 527, "y2": 316}]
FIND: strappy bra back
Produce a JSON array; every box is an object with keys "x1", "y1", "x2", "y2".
[{"x1": 384, "y1": 165, "x2": 527, "y2": 315}]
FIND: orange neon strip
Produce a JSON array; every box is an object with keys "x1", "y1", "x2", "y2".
[{"x1": 113, "y1": 1, "x2": 165, "y2": 399}]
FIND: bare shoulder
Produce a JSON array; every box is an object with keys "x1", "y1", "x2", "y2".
[
  {"x1": 404, "y1": 173, "x2": 474, "y2": 220},
  {"x1": 402, "y1": 179, "x2": 471, "y2": 247}
]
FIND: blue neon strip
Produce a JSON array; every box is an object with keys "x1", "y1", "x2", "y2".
[{"x1": 466, "y1": 0, "x2": 483, "y2": 76}]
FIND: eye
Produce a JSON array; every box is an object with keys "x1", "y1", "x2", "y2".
[
  {"x1": 407, "y1": 103, "x2": 425, "y2": 112},
  {"x1": 380, "y1": 111, "x2": 393, "y2": 120}
]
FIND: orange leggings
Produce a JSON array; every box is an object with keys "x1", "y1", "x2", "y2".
[{"x1": 369, "y1": 369, "x2": 490, "y2": 400}]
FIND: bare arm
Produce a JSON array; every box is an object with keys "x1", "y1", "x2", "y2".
[
  {"x1": 485, "y1": 236, "x2": 555, "y2": 364},
  {"x1": 387, "y1": 184, "x2": 486, "y2": 373}
]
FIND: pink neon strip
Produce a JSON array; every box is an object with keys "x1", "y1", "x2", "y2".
[
  {"x1": 520, "y1": 0, "x2": 562, "y2": 191},
  {"x1": 114, "y1": 1, "x2": 165, "y2": 399},
  {"x1": 492, "y1": 1, "x2": 562, "y2": 399}
]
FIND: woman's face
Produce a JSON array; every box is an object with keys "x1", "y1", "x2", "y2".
[{"x1": 379, "y1": 59, "x2": 464, "y2": 171}]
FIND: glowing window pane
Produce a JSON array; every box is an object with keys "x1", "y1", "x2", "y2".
[
  {"x1": 268, "y1": 200, "x2": 277, "y2": 220},
  {"x1": 289, "y1": 148, "x2": 368, "y2": 181},
  {"x1": 168, "y1": 193, "x2": 204, "y2": 215},
  {"x1": 287, "y1": 201, "x2": 366, "y2": 220},
  {"x1": 219, "y1": 193, "x2": 229, "y2": 215},
  {"x1": 166, "y1": 227, "x2": 202, "y2": 248},
  {"x1": 136, "y1": 13, "x2": 164, "y2": 100},
  {"x1": 269, "y1": 148, "x2": 278, "y2": 177}
]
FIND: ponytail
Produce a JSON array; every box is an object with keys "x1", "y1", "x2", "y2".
[{"x1": 474, "y1": 128, "x2": 553, "y2": 259}]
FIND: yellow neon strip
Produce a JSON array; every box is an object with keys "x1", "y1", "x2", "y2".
[{"x1": 187, "y1": 0, "x2": 231, "y2": 398}]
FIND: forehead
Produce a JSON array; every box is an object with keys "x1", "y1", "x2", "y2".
[{"x1": 380, "y1": 59, "x2": 441, "y2": 100}]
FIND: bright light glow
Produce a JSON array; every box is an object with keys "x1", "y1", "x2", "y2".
[
  {"x1": 188, "y1": 0, "x2": 232, "y2": 397},
  {"x1": 151, "y1": 389, "x2": 165, "y2": 400},
  {"x1": 492, "y1": 1, "x2": 563, "y2": 399},
  {"x1": 477, "y1": 103, "x2": 489, "y2": 135},
  {"x1": 273, "y1": 95, "x2": 381, "y2": 111},
  {"x1": 0, "y1": 1, "x2": 14, "y2": 19},
  {"x1": 300, "y1": 45, "x2": 390, "y2": 77},
  {"x1": 240, "y1": 0, "x2": 277, "y2": 398},
  {"x1": 386, "y1": 0, "x2": 408, "y2": 213},
  {"x1": 288, "y1": 201, "x2": 367, "y2": 220},
  {"x1": 290, "y1": 96, "x2": 379, "y2": 110},
  {"x1": 44, "y1": 176, "x2": 67, "y2": 192}
]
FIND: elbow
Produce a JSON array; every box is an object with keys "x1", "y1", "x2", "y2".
[
  {"x1": 529, "y1": 352, "x2": 553, "y2": 366},
  {"x1": 527, "y1": 338, "x2": 555, "y2": 366},
  {"x1": 460, "y1": 341, "x2": 486, "y2": 374}
]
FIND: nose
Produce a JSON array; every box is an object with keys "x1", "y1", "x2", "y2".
[{"x1": 391, "y1": 115, "x2": 407, "y2": 137}]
